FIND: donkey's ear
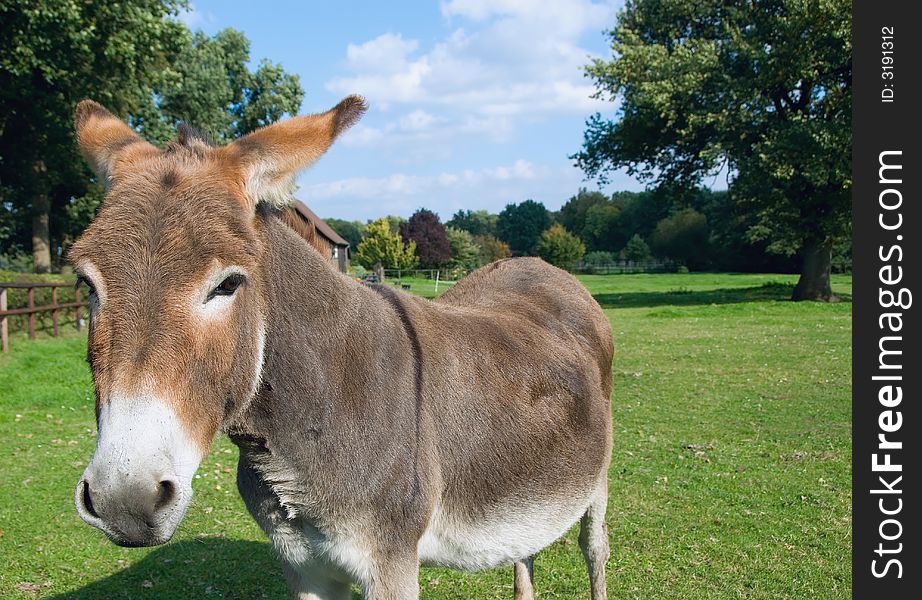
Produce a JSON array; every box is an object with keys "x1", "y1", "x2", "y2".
[
  {"x1": 74, "y1": 100, "x2": 157, "y2": 182},
  {"x1": 220, "y1": 95, "x2": 367, "y2": 209}
]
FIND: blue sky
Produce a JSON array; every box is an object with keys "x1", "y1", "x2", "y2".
[{"x1": 181, "y1": 0, "x2": 643, "y2": 222}]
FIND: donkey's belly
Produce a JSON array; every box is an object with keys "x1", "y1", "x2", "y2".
[{"x1": 417, "y1": 497, "x2": 590, "y2": 571}]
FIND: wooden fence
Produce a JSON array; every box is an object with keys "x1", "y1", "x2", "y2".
[{"x1": 0, "y1": 282, "x2": 87, "y2": 353}]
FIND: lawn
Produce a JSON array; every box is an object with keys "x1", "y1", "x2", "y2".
[{"x1": 0, "y1": 272, "x2": 852, "y2": 598}]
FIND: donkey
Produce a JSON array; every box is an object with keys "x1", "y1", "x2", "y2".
[{"x1": 70, "y1": 96, "x2": 614, "y2": 600}]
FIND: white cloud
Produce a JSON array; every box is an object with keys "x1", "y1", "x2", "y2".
[
  {"x1": 301, "y1": 159, "x2": 541, "y2": 202},
  {"x1": 326, "y1": 1, "x2": 615, "y2": 124},
  {"x1": 345, "y1": 33, "x2": 419, "y2": 72},
  {"x1": 176, "y1": 4, "x2": 215, "y2": 29}
]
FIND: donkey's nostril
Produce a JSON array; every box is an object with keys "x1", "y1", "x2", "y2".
[
  {"x1": 155, "y1": 479, "x2": 177, "y2": 512},
  {"x1": 82, "y1": 480, "x2": 100, "y2": 519}
]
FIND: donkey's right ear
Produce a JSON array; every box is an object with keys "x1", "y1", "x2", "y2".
[{"x1": 74, "y1": 100, "x2": 157, "y2": 182}]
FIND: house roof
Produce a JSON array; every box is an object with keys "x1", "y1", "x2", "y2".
[{"x1": 291, "y1": 200, "x2": 350, "y2": 247}]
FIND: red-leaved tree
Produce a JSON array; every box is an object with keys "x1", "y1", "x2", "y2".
[{"x1": 399, "y1": 209, "x2": 452, "y2": 268}]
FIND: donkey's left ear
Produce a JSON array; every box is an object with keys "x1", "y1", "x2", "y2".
[
  {"x1": 74, "y1": 100, "x2": 158, "y2": 183},
  {"x1": 220, "y1": 95, "x2": 367, "y2": 209}
]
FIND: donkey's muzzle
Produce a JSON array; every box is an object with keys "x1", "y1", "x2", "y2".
[{"x1": 75, "y1": 471, "x2": 183, "y2": 547}]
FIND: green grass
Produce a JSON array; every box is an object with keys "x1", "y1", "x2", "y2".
[{"x1": 0, "y1": 272, "x2": 851, "y2": 598}]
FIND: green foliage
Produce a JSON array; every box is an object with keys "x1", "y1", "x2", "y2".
[
  {"x1": 582, "y1": 201, "x2": 621, "y2": 252},
  {"x1": 473, "y1": 234, "x2": 512, "y2": 265},
  {"x1": 384, "y1": 215, "x2": 406, "y2": 235},
  {"x1": 583, "y1": 250, "x2": 615, "y2": 266},
  {"x1": 496, "y1": 199, "x2": 551, "y2": 256},
  {"x1": 445, "y1": 227, "x2": 481, "y2": 272},
  {"x1": 323, "y1": 218, "x2": 366, "y2": 250},
  {"x1": 134, "y1": 28, "x2": 303, "y2": 144},
  {"x1": 557, "y1": 189, "x2": 609, "y2": 237},
  {"x1": 535, "y1": 224, "x2": 586, "y2": 268},
  {"x1": 622, "y1": 234, "x2": 652, "y2": 262},
  {"x1": 651, "y1": 208, "x2": 709, "y2": 269},
  {"x1": 353, "y1": 218, "x2": 418, "y2": 270},
  {"x1": 576, "y1": 0, "x2": 851, "y2": 296},
  {"x1": 446, "y1": 209, "x2": 498, "y2": 238},
  {"x1": 400, "y1": 209, "x2": 451, "y2": 268}
]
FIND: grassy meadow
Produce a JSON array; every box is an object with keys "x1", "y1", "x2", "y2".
[{"x1": 0, "y1": 272, "x2": 852, "y2": 598}]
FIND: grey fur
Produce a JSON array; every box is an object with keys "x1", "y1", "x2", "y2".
[{"x1": 226, "y1": 211, "x2": 614, "y2": 598}]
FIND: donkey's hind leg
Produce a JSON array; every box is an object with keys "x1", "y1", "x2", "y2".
[
  {"x1": 578, "y1": 484, "x2": 610, "y2": 600},
  {"x1": 513, "y1": 556, "x2": 535, "y2": 600}
]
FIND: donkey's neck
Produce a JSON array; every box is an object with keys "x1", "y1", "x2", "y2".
[
  {"x1": 261, "y1": 209, "x2": 365, "y2": 351},
  {"x1": 230, "y1": 210, "x2": 380, "y2": 441}
]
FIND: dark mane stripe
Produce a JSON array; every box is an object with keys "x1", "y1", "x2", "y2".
[{"x1": 368, "y1": 284, "x2": 423, "y2": 502}]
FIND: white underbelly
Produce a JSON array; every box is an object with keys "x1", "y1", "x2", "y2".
[{"x1": 417, "y1": 498, "x2": 589, "y2": 571}]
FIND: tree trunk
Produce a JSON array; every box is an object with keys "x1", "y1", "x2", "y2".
[
  {"x1": 31, "y1": 190, "x2": 52, "y2": 273},
  {"x1": 792, "y1": 238, "x2": 836, "y2": 301}
]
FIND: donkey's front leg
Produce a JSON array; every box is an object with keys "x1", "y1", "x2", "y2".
[{"x1": 362, "y1": 552, "x2": 420, "y2": 600}]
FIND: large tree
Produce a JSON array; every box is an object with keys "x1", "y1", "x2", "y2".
[
  {"x1": 0, "y1": 1, "x2": 303, "y2": 272},
  {"x1": 1, "y1": 0, "x2": 186, "y2": 271},
  {"x1": 400, "y1": 209, "x2": 451, "y2": 269},
  {"x1": 496, "y1": 199, "x2": 551, "y2": 256},
  {"x1": 575, "y1": 0, "x2": 851, "y2": 300}
]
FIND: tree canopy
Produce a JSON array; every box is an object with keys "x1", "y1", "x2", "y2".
[
  {"x1": 324, "y1": 218, "x2": 366, "y2": 250},
  {"x1": 354, "y1": 218, "x2": 418, "y2": 270},
  {"x1": 446, "y1": 209, "x2": 498, "y2": 238},
  {"x1": 400, "y1": 209, "x2": 451, "y2": 268},
  {"x1": 445, "y1": 227, "x2": 481, "y2": 272},
  {"x1": 575, "y1": 0, "x2": 851, "y2": 300},
  {"x1": 535, "y1": 225, "x2": 586, "y2": 268},
  {"x1": 496, "y1": 199, "x2": 551, "y2": 256}
]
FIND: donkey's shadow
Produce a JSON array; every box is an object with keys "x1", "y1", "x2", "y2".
[{"x1": 52, "y1": 538, "x2": 361, "y2": 599}]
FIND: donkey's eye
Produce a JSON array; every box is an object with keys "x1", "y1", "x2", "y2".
[{"x1": 208, "y1": 274, "x2": 245, "y2": 301}]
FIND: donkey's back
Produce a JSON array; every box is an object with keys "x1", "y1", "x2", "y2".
[{"x1": 412, "y1": 257, "x2": 613, "y2": 596}]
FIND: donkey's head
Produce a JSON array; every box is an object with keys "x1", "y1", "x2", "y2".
[{"x1": 70, "y1": 96, "x2": 365, "y2": 547}]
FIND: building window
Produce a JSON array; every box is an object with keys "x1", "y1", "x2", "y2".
[{"x1": 332, "y1": 247, "x2": 338, "y2": 259}]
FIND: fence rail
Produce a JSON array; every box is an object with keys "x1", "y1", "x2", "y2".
[{"x1": 1, "y1": 281, "x2": 87, "y2": 353}]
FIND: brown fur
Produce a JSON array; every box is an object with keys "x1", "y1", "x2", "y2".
[{"x1": 70, "y1": 97, "x2": 613, "y2": 599}]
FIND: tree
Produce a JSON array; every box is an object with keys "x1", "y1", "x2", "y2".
[
  {"x1": 496, "y1": 199, "x2": 551, "y2": 256},
  {"x1": 621, "y1": 234, "x2": 652, "y2": 262},
  {"x1": 134, "y1": 29, "x2": 302, "y2": 144},
  {"x1": 474, "y1": 235, "x2": 512, "y2": 264},
  {"x1": 536, "y1": 225, "x2": 586, "y2": 268},
  {"x1": 354, "y1": 218, "x2": 418, "y2": 270},
  {"x1": 651, "y1": 208, "x2": 709, "y2": 270},
  {"x1": 557, "y1": 189, "x2": 609, "y2": 236},
  {"x1": 399, "y1": 209, "x2": 451, "y2": 268},
  {"x1": 0, "y1": 2, "x2": 303, "y2": 272},
  {"x1": 575, "y1": 0, "x2": 851, "y2": 300},
  {"x1": 1, "y1": 0, "x2": 186, "y2": 271},
  {"x1": 324, "y1": 218, "x2": 366, "y2": 250},
  {"x1": 582, "y1": 202, "x2": 622, "y2": 252},
  {"x1": 445, "y1": 227, "x2": 481, "y2": 272},
  {"x1": 446, "y1": 209, "x2": 498, "y2": 238}
]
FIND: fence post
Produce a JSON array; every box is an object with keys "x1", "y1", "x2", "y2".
[
  {"x1": 52, "y1": 286, "x2": 59, "y2": 337},
  {"x1": 27, "y1": 287, "x2": 35, "y2": 339},
  {"x1": 75, "y1": 288, "x2": 82, "y2": 331},
  {"x1": 1, "y1": 287, "x2": 7, "y2": 353}
]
